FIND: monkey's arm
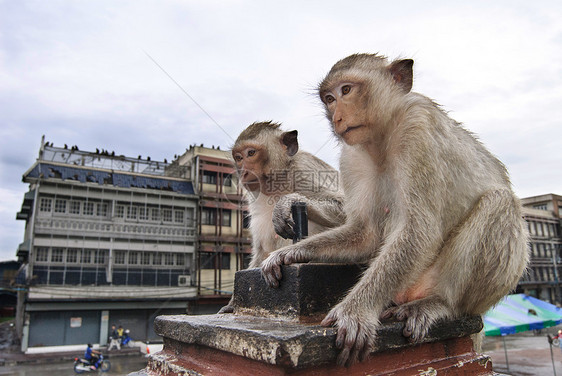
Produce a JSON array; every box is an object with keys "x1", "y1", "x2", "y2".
[
  {"x1": 272, "y1": 192, "x2": 345, "y2": 239},
  {"x1": 261, "y1": 218, "x2": 374, "y2": 287},
  {"x1": 321, "y1": 208, "x2": 441, "y2": 366}
]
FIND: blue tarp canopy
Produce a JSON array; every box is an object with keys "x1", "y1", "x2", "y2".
[{"x1": 484, "y1": 294, "x2": 562, "y2": 336}]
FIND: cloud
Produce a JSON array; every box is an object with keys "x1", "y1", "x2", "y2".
[{"x1": 1, "y1": 0, "x2": 561, "y2": 260}]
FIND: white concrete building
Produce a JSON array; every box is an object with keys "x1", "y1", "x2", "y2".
[{"x1": 15, "y1": 138, "x2": 198, "y2": 350}]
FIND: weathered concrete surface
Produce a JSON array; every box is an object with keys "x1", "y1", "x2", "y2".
[
  {"x1": 153, "y1": 313, "x2": 483, "y2": 368},
  {"x1": 232, "y1": 264, "x2": 363, "y2": 321}
]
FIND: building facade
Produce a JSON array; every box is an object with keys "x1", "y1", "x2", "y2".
[
  {"x1": 518, "y1": 194, "x2": 562, "y2": 304},
  {"x1": 177, "y1": 145, "x2": 251, "y2": 310},
  {"x1": 15, "y1": 139, "x2": 198, "y2": 350}
]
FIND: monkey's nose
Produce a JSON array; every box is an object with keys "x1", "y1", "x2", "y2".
[{"x1": 332, "y1": 112, "x2": 343, "y2": 125}]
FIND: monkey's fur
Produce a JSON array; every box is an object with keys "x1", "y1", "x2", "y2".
[
  {"x1": 261, "y1": 54, "x2": 529, "y2": 366},
  {"x1": 218, "y1": 121, "x2": 345, "y2": 313}
]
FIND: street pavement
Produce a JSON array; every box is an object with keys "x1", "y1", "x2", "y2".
[{"x1": 483, "y1": 327, "x2": 562, "y2": 376}]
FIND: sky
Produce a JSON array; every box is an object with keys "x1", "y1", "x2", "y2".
[{"x1": 1, "y1": 0, "x2": 561, "y2": 261}]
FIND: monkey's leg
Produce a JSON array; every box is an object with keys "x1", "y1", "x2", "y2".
[
  {"x1": 434, "y1": 188, "x2": 529, "y2": 315},
  {"x1": 218, "y1": 296, "x2": 235, "y2": 314},
  {"x1": 385, "y1": 189, "x2": 528, "y2": 341}
]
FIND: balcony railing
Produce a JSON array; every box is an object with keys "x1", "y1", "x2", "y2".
[{"x1": 34, "y1": 217, "x2": 196, "y2": 241}]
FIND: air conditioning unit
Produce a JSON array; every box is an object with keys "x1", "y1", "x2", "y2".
[{"x1": 178, "y1": 275, "x2": 190, "y2": 287}]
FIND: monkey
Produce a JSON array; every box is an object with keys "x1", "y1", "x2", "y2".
[
  {"x1": 261, "y1": 54, "x2": 530, "y2": 366},
  {"x1": 217, "y1": 121, "x2": 346, "y2": 314}
]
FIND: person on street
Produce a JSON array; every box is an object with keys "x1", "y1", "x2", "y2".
[
  {"x1": 108, "y1": 324, "x2": 121, "y2": 351},
  {"x1": 84, "y1": 343, "x2": 101, "y2": 370}
]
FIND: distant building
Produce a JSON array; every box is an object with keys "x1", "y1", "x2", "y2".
[
  {"x1": 519, "y1": 194, "x2": 562, "y2": 304},
  {"x1": 176, "y1": 145, "x2": 251, "y2": 311},
  {"x1": 0, "y1": 260, "x2": 21, "y2": 317},
  {"x1": 15, "y1": 138, "x2": 198, "y2": 350}
]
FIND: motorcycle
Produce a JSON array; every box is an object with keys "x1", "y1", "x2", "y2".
[{"x1": 73, "y1": 354, "x2": 111, "y2": 373}]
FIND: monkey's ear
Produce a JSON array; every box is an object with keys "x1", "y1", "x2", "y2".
[
  {"x1": 389, "y1": 59, "x2": 414, "y2": 93},
  {"x1": 281, "y1": 130, "x2": 299, "y2": 157}
]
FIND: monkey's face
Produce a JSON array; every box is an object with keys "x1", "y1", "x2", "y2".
[
  {"x1": 232, "y1": 144, "x2": 267, "y2": 192},
  {"x1": 321, "y1": 82, "x2": 370, "y2": 146}
]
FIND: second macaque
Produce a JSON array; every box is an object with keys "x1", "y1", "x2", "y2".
[{"x1": 218, "y1": 121, "x2": 345, "y2": 313}]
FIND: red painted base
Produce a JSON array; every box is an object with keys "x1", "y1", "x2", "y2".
[{"x1": 145, "y1": 336, "x2": 493, "y2": 376}]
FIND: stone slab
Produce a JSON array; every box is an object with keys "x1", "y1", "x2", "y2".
[{"x1": 153, "y1": 313, "x2": 483, "y2": 368}]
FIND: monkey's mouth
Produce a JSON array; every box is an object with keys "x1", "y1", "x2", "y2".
[
  {"x1": 341, "y1": 125, "x2": 364, "y2": 136},
  {"x1": 243, "y1": 179, "x2": 260, "y2": 190}
]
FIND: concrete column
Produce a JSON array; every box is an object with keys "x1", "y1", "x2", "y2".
[
  {"x1": 21, "y1": 313, "x2": 30, "y2": 353},
  {"x1": 99, "y1": 310, "x2": 109, "y2": 346}
]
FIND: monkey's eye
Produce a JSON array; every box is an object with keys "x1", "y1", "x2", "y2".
[
  {"x1": 234, "y1": 155, "x2": 243, "y2": 162},
  {"x1": 341, "y1": 85, "x2": 351, "y2": 95},
  {"x1": 247, "y1": 149, "x2": 256, "y2": 157},
  {"x1": 325, "y1": 95, "x2": 335, "y2": 104}
]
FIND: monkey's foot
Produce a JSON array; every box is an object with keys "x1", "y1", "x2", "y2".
[
  {"x1": 381, "y1": 297, "x2": 451, "y2": 343},
  {"x1": 261, "y1": 246, "x2": 310, "y2": 288},
  {"x1": 321, "y1": 303, "x2": 378, "y2": 367},
  {"x1": 217, "y1": 304, "x2": 234, "y2": 314}
]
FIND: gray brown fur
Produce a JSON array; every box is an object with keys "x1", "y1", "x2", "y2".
[{"x1": 262, "y1": 54, "x2": 529, "y2": 366}]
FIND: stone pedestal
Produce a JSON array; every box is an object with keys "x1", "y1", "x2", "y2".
[{"x1": 138, "y1": 264, "x2": 493, "y2": 375}]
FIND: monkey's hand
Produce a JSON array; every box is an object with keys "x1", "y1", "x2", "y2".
[
  {"x1": 261, "y1": 244, "x2": 310, "y2": 287},
  {"x1": 272, "y1": 193, "x2": 305, "y2": 239},
  {"x1": 321, "y1": 302, "x2": 378, "y2": 367}
]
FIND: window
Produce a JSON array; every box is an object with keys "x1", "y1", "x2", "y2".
[
  {"x1": 223, "y1": 174, "x2": 232, "y2": 187},
  {"x1": 222, "y1": 210, "x2": 232, "y2": 227},
  {"x1": 176, "y1": 254, "x2": 185, "y2": 266},
  {"x1": 39, "y1": 198, "x2": 52, "y2": 212},
  {"x1": 242, "y1": 254, "x2": 251, "y2": 269},
  {"x1": 174, "y1": 210, "x2": 184, "y2": 223},
  {"x1": 201, "y1": 208, "x2": 217, "y2": 225},
  {"x1": 162, "y1": 209, "x2": 173, "y2": 222},
  {"x1": 164, "y1": 253, "x2": 174, "y2": 265},
  {"x1": 54, "y1": 199, "x2": 67, "y2": 213},
  {"x1": 139, "y1": 207, "x2": 149, "y2": 220},
  {"x1": 36, "y1": 247, "x2": 49, "y2": 262},
  {"x1": 97, "y1": 203, "x2": 108, "y2": 217},
  {"x1": 533, "y1": 204, "x2": 548, "y2": 210},
  {"x1": 221, "y1": 253, "x2": 231, "y2": 270},
  {"x1": 186, "y1": 209, "x2": 194, "y2": 225},
  {"x1": 66, "y1": 249, "x2": 78, "y2": 263},
  {"x1": 81, "y1": 250, "x2": 91, "y2": 263},
  {"x1": 202, "y1": 171, "x2": 217, "y2": 184},
  {"x1": 141, "y1": 252, "x2": 151, "y2": 265},
  {"x1": 243, "y1": 211, "x2": 251, "y2": 229},
  {"x1": 115, "y1": 205, "x2": 125, "y2": 218},
  {"x1": 51, "y1": 248, "x2": 64, "y2": 262},
  {"x1": 114, "y1": 251, "x2": 126, "y2": 264},
  {"x1": 200, "y1": 252, "x2": 215, "y2": 269},
  {"x1": 84, "y1": 202, "x2": 94, "y2": 216},
  {"x1": 69, "y1": 201, "x2": 81, "y2": 215},
  {"x1": 150, "y1": 208, "x2": 160, "y2": 221},
  {"x1": 95, "y1": 250, "x2": 106, "y2": 264},
  {"x1": 126, "y1": 206, "x2": 137, "y2": 220},
  {"x1": 153, "y1": 253, "x2": 162, "y2": 265},
  {"x1": 128, "y1": 251, "x2": 139, "y2": 264}
]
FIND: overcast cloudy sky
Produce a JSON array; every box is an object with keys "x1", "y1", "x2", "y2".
[{"x1": 1, "y1": 1, "x2": 561, "y2": 261}]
